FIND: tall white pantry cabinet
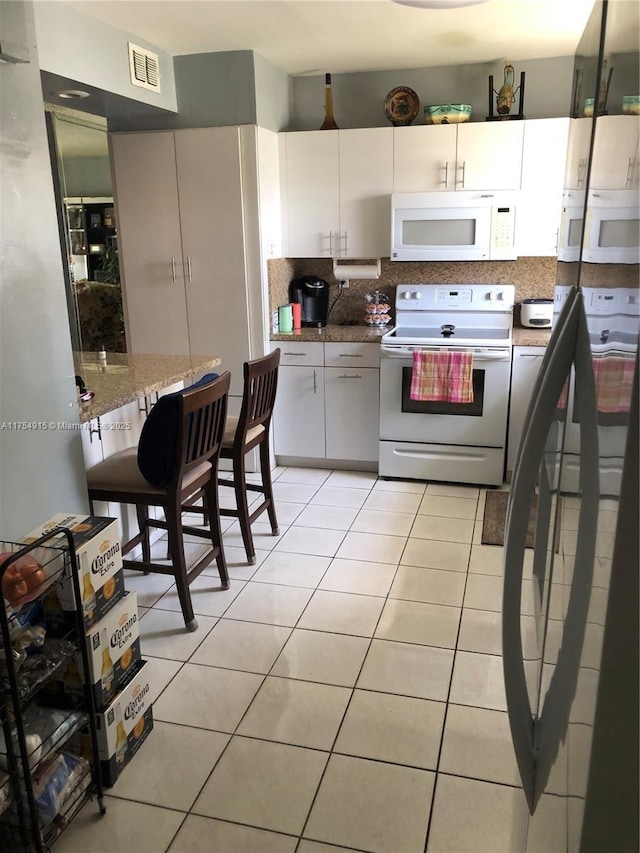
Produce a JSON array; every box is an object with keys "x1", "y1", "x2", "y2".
[{"x1": 110, "y1": 125, "x2": 275, "y2": 400}]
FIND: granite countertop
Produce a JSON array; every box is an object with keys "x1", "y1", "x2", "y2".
[
  {"x1": 75, "y1": 352, "x2": 222, "y2": 422},
  {"x1": 512, "y1": 327, "x2": 553, "y2": 347},
  {"x1": 270, "y1": 323, "x2": 552, "y2": 347},
  {"x1": 270, "y1": 324, "x2": 389, "y2": 343}
]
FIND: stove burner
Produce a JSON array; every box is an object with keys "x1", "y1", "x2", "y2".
[{"x1": 440, "y1": 324, "x2": 455, "y2": 338}]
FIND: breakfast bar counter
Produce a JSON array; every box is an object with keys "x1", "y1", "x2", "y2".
[{"x1": 74, "y1": 352, "x2": 222, "y2": 422}]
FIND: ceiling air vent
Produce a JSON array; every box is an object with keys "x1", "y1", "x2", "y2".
[{"x1": 128, "y1": 43, "x2": 161, "y2": 92}]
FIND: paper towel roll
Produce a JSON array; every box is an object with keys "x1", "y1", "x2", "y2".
[{"x1": 332, "y1": 260, "x2": 381, "y2": 281}]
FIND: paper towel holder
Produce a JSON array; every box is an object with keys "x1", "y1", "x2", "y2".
[{"x1": 332, "y1": 259, "x2": 381, "y2": 287}]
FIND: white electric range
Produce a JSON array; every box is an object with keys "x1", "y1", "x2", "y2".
[{"x1": 379, "y1": 283, "x2": 515, "y2": 485}]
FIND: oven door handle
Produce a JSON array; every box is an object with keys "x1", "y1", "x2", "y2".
[{"x1": 381, "y1": 347, "x2": 511, "y2": 362}]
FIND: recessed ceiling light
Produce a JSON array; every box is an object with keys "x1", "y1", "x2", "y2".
[
  {"x1": 58, "y1": 90, "x2": 90, "y2": 100},
  {"x1": 392, "y1": 0, "x2": 489, "y2": 8}
]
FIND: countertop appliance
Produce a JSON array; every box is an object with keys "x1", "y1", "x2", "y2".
[
  {"x1": 501, "y1": 3, "x2": 639, "y2": 851},
  {"x1": 379, "y1": 283, "x2": 515, "y2": 485},
  {"x1": 390, "y1": 190, "x2": 518, "y2": 262},
  {"x1": 520, "y1": 298, "x2": 553, "y2": 327},
  {"x1": 289, "y1": 276, "x2": 330, "y2": 328}
]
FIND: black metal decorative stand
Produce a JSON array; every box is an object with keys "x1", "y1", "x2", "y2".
[{"x1": 486, "y1": 71, "x2": 526, "y2": 121}]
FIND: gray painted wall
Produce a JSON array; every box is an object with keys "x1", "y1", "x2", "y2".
[
  {"x1": 109, "y1": 51, "x2": 257, "y2": 132},
  {"x1": 0, "y1": 1, "x2": 89, "y2": 538},
  {"x1": 33, "y1": 0, "x2": 177, "y2": 113},
  {"x1": 291, "y1": 56, "x2": 574, "y2": 131},
  {"x1": 254, "y1": 52, "x2": 292, "y2": 133}
]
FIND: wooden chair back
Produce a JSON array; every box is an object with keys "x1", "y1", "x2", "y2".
[
  {"x1": 235, "y1": 349, "x2": 280, "y2": 446},
  {"x1": 170, "y1": 371, "x2": 231, "y2": 490}
]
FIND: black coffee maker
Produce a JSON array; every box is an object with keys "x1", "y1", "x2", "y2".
[{"x1": 289, "y1": 277, "x2": 330, "y2": 327}]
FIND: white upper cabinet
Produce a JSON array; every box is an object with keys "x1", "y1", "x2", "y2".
[
  {"x1": 393, "y1": 122, "x2": 524, "y2": 194},
  {"x1": 517, "y1": 118, "x2": 570, "y2": 256},
  {"x1": 564, "y1": 117, "x2": 592, "y2": 189},
  {"x1": 589, "y1": 115, "x2": 639, "y2": 190},
  {"x1": 281, "y1": 128, "x2": 393, "y2": 258},
  {"x1": 338, "y1": 128, "x2": 394, "y2": 258},
  {"x1": 455, "y1": 122, "x2": 524, "y2": 190},
  {"x1": 393, "y1": 125, "x2": 457, "y2": 192},
  {"x1": 281, "y1": 131, "x2": 339, "y2": 257}
]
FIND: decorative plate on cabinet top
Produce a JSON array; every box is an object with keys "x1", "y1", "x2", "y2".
[{"x1": 384, "y1": 86, "x2": 420, "y2": 126}]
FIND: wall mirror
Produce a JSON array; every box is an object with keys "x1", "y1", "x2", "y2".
[{"x1": 46, "y1": 107, "x2": 127, "y2": 354}]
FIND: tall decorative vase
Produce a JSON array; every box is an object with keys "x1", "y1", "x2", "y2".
[{"x1": 320, "y1": 73, "x2": 339, "y2": 130}]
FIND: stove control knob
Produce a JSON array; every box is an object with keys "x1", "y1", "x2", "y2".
[
  {"x1": 401, "y1": 291, "x2": 412, "y2": 299},
  {"x1": 412, "y1": 292, "x2": 422, "y2": 300},
  {"x1": 488, "y1": 289, "x2": 504, "y2": 301}
]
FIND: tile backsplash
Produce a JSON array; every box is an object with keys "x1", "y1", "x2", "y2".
[{"x1": 267, "y1": 257, "x2": 558, "y2": 326}]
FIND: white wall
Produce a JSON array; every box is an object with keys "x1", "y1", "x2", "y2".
[
  {"x1": 0, "y1": 1, "x2": 89, "y2": 538},
  {"x1": 33, "y1": 0, "x2": 177, "y2": 113}
]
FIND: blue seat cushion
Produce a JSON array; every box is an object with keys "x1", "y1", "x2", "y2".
[{"x1": 137, "y1": 373, "x2": 219, "y2": 489}]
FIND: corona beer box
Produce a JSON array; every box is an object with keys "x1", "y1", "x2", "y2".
[
  {"x1": 95, "y1": 659, "x2": 154, "y2": 787},
  {"x1": 22, "y1": 514, "x2": 124, "y2": 630},
  {"x1": 85, "y1": 590, "x2": 141, "y2": 710}
]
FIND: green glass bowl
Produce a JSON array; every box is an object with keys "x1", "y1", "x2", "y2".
[
  {"x1": 623, "y1": 95, "x2": 640, "y2": 115},
  {"x1": 424, "y1": 104, "x2": 472, "y2": 125}
]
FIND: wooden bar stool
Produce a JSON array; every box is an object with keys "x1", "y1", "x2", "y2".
[
  {"x1": 87, "y1": 372, "x2": 231, "y2": 631},
  {"x1": 185, "y1": 350, "x2": 281, "y2": 564}
]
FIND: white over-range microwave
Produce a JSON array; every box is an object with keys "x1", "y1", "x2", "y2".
[
  {"x1": 390, "y1": 190, "x2": 518, "y2": 262},
  {"x1": 558, "y1": 188, "x2": 640, "y2": 264}
]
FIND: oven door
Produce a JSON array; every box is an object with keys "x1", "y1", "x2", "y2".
[{"x1": 379, "y1": 345, "x2": 512, "y2": 446}]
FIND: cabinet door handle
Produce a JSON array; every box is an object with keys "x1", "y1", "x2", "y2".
[
  {"x1": 283, "y1": 351, "x2": 308, "y2": 356},
  {"x1": 338, "y1": 374, "x2": 362, "y2": 379},
  {"x1": 342, "y1": 231, "x2": 348, "y2": 256},
  {"x1": 89, "y1": 416, "x2": 102, "y2": 443},
  {"x1": 519, "y1": 354, "x2": 545, "y2": 359},
  {"x1": 443, "y1": 161, "x2": 449, "y2": 188},
  {"x1": 338, "y1": 353, "x2": 362, "y2": 358},
  {"x1": 555, "y1": 228, "x2": 560, "y2": 253},
  {"x1": 625, "y1": 157, "x2": 633, "y2": 187},
  {"x1": 171, "y1": 257, "x2": 176, "y2": 282},
  {"x1": 459, "y1": 160, "x2": 466, "y2": 188},
  {"x1": 328, "y1": 231, "x2": 335, "y2": 256},
  {"x1": 313, "y1": 370, "x2": 318, "y2": 394},
  {"x1": 186, "y1": 256, "x2": 192, "y2": 282}
]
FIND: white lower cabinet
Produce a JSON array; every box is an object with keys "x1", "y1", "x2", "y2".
[
  {"x1": 325, "y1": 368, "x2": 380, "y2": 462},
  {"x1": 507, "y1": 346, "x2": 547, "y2": 477},
  {"x1": 273, "y1": 342, "x2": 380, "y2": 465},
  {"x1": 274, "y1": 365, "x2": 326, "y2": 459}
]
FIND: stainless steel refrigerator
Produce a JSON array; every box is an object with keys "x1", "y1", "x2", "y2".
[{"x1": 502, "y1": 1, "x2": 639, "y2": 850}]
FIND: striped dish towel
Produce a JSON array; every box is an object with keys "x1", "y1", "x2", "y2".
[
  {"x1": 410, "y1": 349, "x2": 474, "y2": 403},
  {"x1": 592, "y1": 354, "x2": 635, "y2": 414}
]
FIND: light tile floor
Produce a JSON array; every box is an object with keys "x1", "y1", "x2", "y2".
[{"x1": 54, "y1": 466, "x2": 551, "y2": 853}]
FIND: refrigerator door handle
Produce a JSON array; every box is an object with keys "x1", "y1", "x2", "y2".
[
  {"x1": 531, "y1": 299, "x2": 599, "y2": 806},
  {"x1": 502, "y1": 286, "x2": 582, "y2": 813}
]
